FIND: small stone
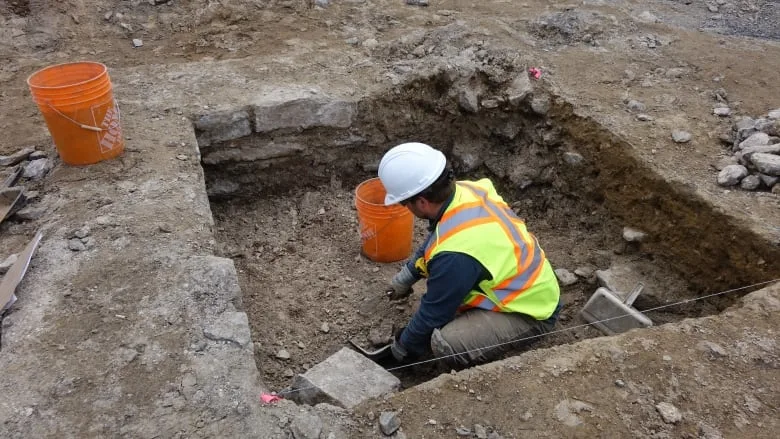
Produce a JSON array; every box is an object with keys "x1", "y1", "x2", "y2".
[
  {"x1": 456, "y1": 427, "x2": 472, "y2": 436},
  {"x1": 622, "y1": 227, "x2": 647, "y2": 242},
  {"x1": 615, "y1": 379, "x2": 626, "y2": 387},
  {"x1": 379, "y1": 411, "x2": 401, "y2": 435},
  {"x1": 562, "y1": 152, "x2": 584, "y2": 166},
  {"x1": 345, "y1": 37, "x2": 359, "y2": 45},
  {"x1": 428, "y1": 419, "x2": 437, "y2": 425},
  {"x1": 530, "y1": 97, "x2": 551, "y2": 115},
  {"x1": 276, "y1": 349, "x2": 291, "y2": 360},
  {"x1": 521, "y1": 410, "x2": 533, "y2": 421},
  {"x1": 759, "y1": 174, "x2": 778, "y2": 187},
  {"x1": 297, "y1": 341, "x2": 306, "y2": 349},
  {"x1": 0, "y1": 253, "x2": 18, "y2": 275},
  {"x1": 697, "y1": 340, "x2": 728, "y2": 357},
  {"x1": 68, "y1": 238, "x2": 86, "y2": 252},
  {"x1": 28, "y1": 151, "x2": 48, "y2": 160},
  {"x1": 671, "y1": 130, "x2": 692, "y2": 143},
  {"x1": 474, "y1": 424, "x2": 488, "y2": 439},
  {"x1": 554, "y1": 269, "x2": 578, "y2": 286},
  {"x1": 708, "y1": 4, "x2": 719, "y2": 12},
  {"x1": 176, "y1": 154, "x2": 187, "y2": 161},
  {"x1": 132, "y1": 39, "x2": 143, "y2": 48},
  {"x1": 636, "y1": 11, "x2": 659, "y2": 23},
  {"x1": 663, "y1": 355, "x2": 672, "y2": 361},
  {"x1": 574, "y1": 266, "x2": 595, "y2": 278},
  {"x1": 717, "y1": 165, "x2": 748, "y2": 186},
  {"x1": 655, "y1": 402, "x2": 682, "y2": 424},
  {"x1": 626, "y1": 99, "x2": 646, "y2": 112},
  {"x1": 740, "y1": 175, "x2": 761, "y2": 190},
  {"x1": 284, "y1": 369, "x2": 295, "y2": 378},
  {"x1": 73, "y1": 226, "x2": 91, "y2": 239},
  {"x1": 481, "y1": 99, "x2": 500, "y2": 109},
  {"x1": 665, "y1": 67, "x2": 688, "y2": 78},
  {"x1": 768, "y1": 109, "x2": 780, "y2": 120},
  {"x1": 104, "y1": 11, "x2": 113, "y2": 20},
  {"x1": 636, "y1": 114, "x2": 654, "y2": 122},
  {"x1": 289, "y1": 412, "x2": 323, "y2": 439},
  {"x1": 320, "y1": 322, "x2": 330, "y2": 333},
  {"x1": 22, "y1": 158, "x2": 50, "y2": 180},
  {"x1": 458, "y1": 88, "x2": 480, "y2": 113},
  {"x1": 317, "y1": 208, "x2": 326, "y2": 215},
  {"x1": 14, "y1": 206, "x2": 46, "y2": 221},
  {"x1": 713, "y1": 106, "x2": 731, "y2": 117},
  {"x1": 314, "y1": 0, "x2": 330, "y2": 7}
]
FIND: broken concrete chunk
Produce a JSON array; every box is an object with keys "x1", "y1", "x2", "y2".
[
  {"x1": 202, "y1": 311, "x2": 252, "y2": 347},
  {"x1": 290, "y1": 347, "x2": 400, "y2": 408},
  {"x1": 0, "y1": 147, "x2": 36, "y2": 166}
]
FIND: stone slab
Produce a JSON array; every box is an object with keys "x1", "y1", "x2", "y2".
[
  {"x1": 253, "y1": 92, "x2": 357, "y2": 133},
  {"x1": 580, "y1": 287, "x2": 652, "y2": 335},
  {"x1": 290, "y1": 347, "x2": 400, "y2": 408}
]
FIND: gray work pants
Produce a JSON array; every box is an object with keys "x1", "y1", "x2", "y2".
[{"x1": 430, "y1": 309, "x2": 556, "y2": 368}]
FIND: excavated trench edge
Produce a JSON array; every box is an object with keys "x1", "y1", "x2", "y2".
[{"x1": 195, "y1": 76, "x2": 780, "y2": 400}]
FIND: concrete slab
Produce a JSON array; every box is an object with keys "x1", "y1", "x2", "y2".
[
  {"x1": 289, "y1": 347, "x2": 400, "y2": 409},
  {"x1": 580, "y1": 287, "x2": 652, "y2": 335}
]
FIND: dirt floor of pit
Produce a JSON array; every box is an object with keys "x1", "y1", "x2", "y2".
[{"x1": 212, "y1": 178, "x2": 705, "y2": 390}]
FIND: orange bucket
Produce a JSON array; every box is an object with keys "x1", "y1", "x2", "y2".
[
  {"x1": 27, "y1": 62, "x2": 123, "y2": 165},
  {"x1": 355, "y1": 178, "x2": 415, "y2": 263}
]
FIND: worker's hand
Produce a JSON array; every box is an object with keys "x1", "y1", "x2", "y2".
[
  {"x1": 387, "y1": 265, "x2": 415, "y2": 300},
  {"x1": 389, "y1": 335, "x2": 408, "y2": 362}
]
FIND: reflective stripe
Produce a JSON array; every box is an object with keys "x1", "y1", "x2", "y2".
[{"x1": 424, "y1": 205, "x2": 491, "y2": 259}]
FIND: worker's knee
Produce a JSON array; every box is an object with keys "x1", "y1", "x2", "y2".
[{"x1": 430, "y1": 328, "x2": 470, "y2": 368}]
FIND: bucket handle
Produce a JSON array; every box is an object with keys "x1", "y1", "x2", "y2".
[{"x1": 42, "y1": 99, "x2": 122, "y2": 133}]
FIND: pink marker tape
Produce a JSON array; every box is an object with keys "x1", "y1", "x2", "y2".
[
  {"x1": 260, "y1": 393, "x2": 282, "y2": 404},
  {"x1": 529, "y1": 67, "x2": 542, "y2": 79}
]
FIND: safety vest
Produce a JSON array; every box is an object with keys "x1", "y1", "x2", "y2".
[{"x1": 423, "y1": 179, "x2": 560, "y2": 320}]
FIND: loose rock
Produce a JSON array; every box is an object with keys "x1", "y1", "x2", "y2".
[
  {"x1": 739, "y1": 132, "x2": 771, "y2": 149},
  {"x1": 750, "y1": 153, "x2": 780, "y2": 176},
  {"x1": 740, "y1": 175, "x2": 761, "y2": 190},
  {"x1": 554, "y1": 268, "x2": 578, "y2": 286},
  {"x1": 655, "y1": 402, "x2": 682, "y2": 424},
  {"x1": 73, "y1": 226, "x2": 91, "y2": 239},
  {"x1": 474, "y1": 424, "x2": 488, "y2": 439},
  {"x1": 23, "y1": 159, "x2": 51, "y2": 180},
  {"x1": 716, "y1": 165, "x2": 748, "y2": 186},
  {"x1": 132, "y1": 39, "x2": 143, "y2": 48},
  {"x1": 455, "y1": 427, "x2": 472, "y2": 436},
  {"x1": 320, "y1": 322, "x2": 330, "y2": 333},
  {"x1": 379, "y1": 411, "x2": 401, "y2": 435},
  {"x1": 28, "y1": 151, "x2": 47, "y2": 160},
  {"x1": 671, "y1": 130, "x2": 692, "y2": 143},
  {"x1": 768, "y1": 109, "x2": 780, "y2": 120},
  {"x1": 626, "y1": 99, "x2": 645, "y2": 112},
  {"x1": 14, "y1": 206, "x2": 46, "y2": 221},
  {"x1": 562, "y1": 152, "x2": 584, "y2": 166},
  {"x1": 713, "y1": 106, "x2": 731, "y2": 117},
  {"x1": 636, "y1": 114, "x2": 654, "y2": 122},
  {"x1": 276, "y1": 349, "x2": 291, "y2": 360},
  {"x1": 68, "y1": 239, "x2": 87, "y2": 252}
]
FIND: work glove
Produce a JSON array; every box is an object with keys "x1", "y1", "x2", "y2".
[
  {"x1": 387, "y1": 265, "x2": 415, "y2": 300},
  {"x1": 389, "y1": 332, "x2": 408, "y2": 362}
]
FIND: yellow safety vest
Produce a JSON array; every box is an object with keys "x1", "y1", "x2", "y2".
[{"x1": 423, "y1": 179, "x2": 560, "y2": 320}]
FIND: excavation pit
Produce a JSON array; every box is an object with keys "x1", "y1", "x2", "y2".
[{"x1": 198, "y1": 79, "x2": 776, "y2": 391}]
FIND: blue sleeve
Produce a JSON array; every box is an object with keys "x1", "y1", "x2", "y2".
[{"x1": 399, "y1": 252, "x2": 487, "y2": 355}]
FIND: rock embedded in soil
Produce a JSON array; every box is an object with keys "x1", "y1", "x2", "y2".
[
  {"x1": 379, "y1": 411, "x2": 401, "y2": 435},
  {"x1": 713, "y1": 106, "x2": 731, "y2": 117},
  {"x1": 73, "y1": 226, "x2": 91, "y2": 239},
  {"x1": 320, "y1": 322, "x2": 330, "y2": 333},
  {"x1": 717, "y1": 164, "x2": 748, "y2": 186},
  {"x1": 554, "y1": 268, "x2": 578, "y2": 286},
  {"x1": 289, "y1": 412, "x2": 323, "y2": 439},
  {"x1": 474, "y1": 424, "x2": 488, "y2": 439},
  {"x1": 636, "y1": 114, "x2": 654, "y2": 121},
  {"x1": 276, "y1": 349, "x2": 291, "y2": 360},
  {"x1": 655, "y1": 402, "x2": 682, "y2": 424},
  {"x1": 28, "y1": 151, "x2": 47, "y2": 160},
  {"x1": 67, "y1": 239, "x2": 86, "y2": 252},
  {"x1": 671, "y1": 130, "x2": 692, "y2": 143},
  {"x1": 14, "y1": 206, "x2": 46, "y2": 221},
  {"x1": 622, "y1": 227, "x2": 647, "y2": 242},
  {"x1": 626, "y1": 99, "x2": 645, "y2": 112}
]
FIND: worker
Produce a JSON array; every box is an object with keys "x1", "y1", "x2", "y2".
[{"x1": 378, "y1": 142, "x2": 562, "y2": 367}]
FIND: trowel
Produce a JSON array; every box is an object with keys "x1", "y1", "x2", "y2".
[{"x1": 348, "y1": 339, "x2": 393, "y2": 361}]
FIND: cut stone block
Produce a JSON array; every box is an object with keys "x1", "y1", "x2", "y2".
[
  {"x1": 289, "y1": 347, "x2": 400, "y2": 408},
  {"x1": 194, "y1": 109, "x2": 252, "y2": 147},
  {"x1": 253, "y1": 93, "x2": 357, "y2": 133},
  {"x1": 580, "y1": 287, "x2": 652, "y2": 335}
]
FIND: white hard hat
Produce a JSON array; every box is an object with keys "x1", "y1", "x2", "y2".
[{"x1": 378, "y1": 142, "x2": 447, "y2": 205}]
